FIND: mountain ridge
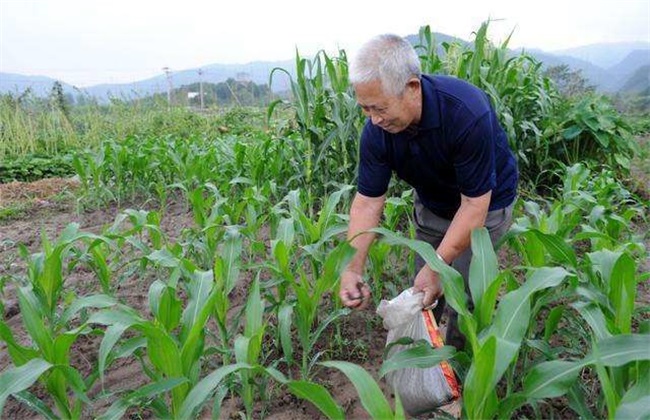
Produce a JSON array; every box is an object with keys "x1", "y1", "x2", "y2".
[{"x1": 2, "y1": 36, "x2": 648, "y2": 99}]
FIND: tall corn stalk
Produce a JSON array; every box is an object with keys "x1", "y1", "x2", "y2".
[{"x1": 269, "y1": 50, "x2": 363, "y2": 212}]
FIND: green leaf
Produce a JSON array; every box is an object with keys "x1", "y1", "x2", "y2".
[
  {"x1": 616, "y1": 374, "x2": 650, "y2": 420},
  {"x1": 149, "y1": 281, "x2": 181, "y2": 332},
  {"x1": 379, "y1": 344, "x2": 456, "y2": 378},
  {"x1": 562, "y1": 125, "x2": 583, "y2": 140},
  {"x1": 370, "y1": 228, "x2": 469, "y2": 318},
  {"x1": 320, "y1": 361, "x2": 394, "y2": 419},
  {"x1": 244, "y1": 278, "x2": 263, "y2": 337},
  {"x1": 146, "y1": 249, "x2": 179, "y2": 268},
  {"x1": 587, "y1": 249, "x2": 622, "y2": 293},
  {"x1": 278, "y1": 303, "x2": 294, "y2": 363},
  {"x1": 478, "y1": 272, "x2": 505, "y2": 331},
  {"x1": 178, "y1": 363, "x2": 250, "y2": 419},
  {"x1": 0, "y1": 359, "x2": 53, "y2": 413},
  {"x1": 543, "y1": 306, "x2": 564, "y2": 341},
  {"x1": 571, "y1": 301, "x2": 611, "y2": 340},
  {"x1": 98, "y1": 323, "x2": 133, "y2": 386},
  {"x1": 59, "y1": 294, "x2": 117, "y2": 327},
  {"x1": 492, "y1": 267, "x2": 570, "y2": 341},
  {"x1": 527, "y1": 230, "x2": 577, "y2": 268},
  {"x1": 97, "y1": 377, "x2": 188, "y2": 420},
  {"x1": 17, "y1": 286, "x2": 54, "y2": 360},
  {"x1": 591, "y1": 334, "x2": 650, "y2": 366},
  {"x1": 12, "y1": 391, "x2": 58, "y2": 420},
  {"x1": 287, "y1": 380, "x2": 345, "y2": 420},
  {"x1": 523, "y1": 360, "x2": 585, "y2": 399},
  {"x1": 608, "y1": 253, "x2": 635, "y2": 334},
  {"x1": 566, "y1": 382, "x2": 595, "y2": 420},
  {"x1": 464, "y1": 336, "x2": 497, "y2": 419},
  {"x1": 0, "y1": 320, "x2": 39, "y2": 365},
  {"x1": 218, "y1": 230, "x2": 243, "y2": 295},
  {"x1": 615, "y1": 396, "x2": 650, "y2": 420},
  {"x1": 468, "y1": 228, "x2": 498, "y2": 312},
  {"x1": 180, "y1": 287, "x2": 219, "y2": 379}
]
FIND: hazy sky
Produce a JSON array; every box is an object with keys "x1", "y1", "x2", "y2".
[{"x1": 1, "y1": 0, "x2": 649, "y2": 87}]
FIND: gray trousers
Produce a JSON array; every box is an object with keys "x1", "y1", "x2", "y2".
[{"x1": 413, "y1": 193, "x2": 514, "y2": 350}]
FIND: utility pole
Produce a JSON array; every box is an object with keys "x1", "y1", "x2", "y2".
[
  {"x1": 162, "y1": 67, "x2": 173, "y2": 108},
  {"x1": 198, "y1": 68, "x2": 204, "y2": 110}
]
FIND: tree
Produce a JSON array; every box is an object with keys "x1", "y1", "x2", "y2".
[
  {"x1": 544, "y1": 65, "x2": 595, "y2": 97},
  {"x1": 49, "y1": 81, "x2": 71, "y2": 119}
]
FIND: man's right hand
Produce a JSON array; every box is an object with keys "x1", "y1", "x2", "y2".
[{"x1": 339, "y1": 270, "x2": 371, "y2": 309}]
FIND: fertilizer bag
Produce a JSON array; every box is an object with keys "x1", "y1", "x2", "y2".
[{"x1": 376, "y1": 288, "x2": 460, "y2": 415}]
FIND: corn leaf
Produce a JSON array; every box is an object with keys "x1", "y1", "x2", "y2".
[
  {"x1": 12, "y1": 391, "x2": 57, "y2": 420},
  {"x1": 0, "y1": 358, "x2": 53, "y2": 413},
  {"x1": 278, "y1": 303, "x2": 294, "y2": 363},
  {"x1": 178, "y1": 363, "x2": 250, "y2": 419},
  {"x1": 379, "y1": 343, "x2": 456, "y2": 378},
  {"x1": 320, "y1": 361, "x2": 394, "y2": 419},
  {"x1": 468, "y1": 228, "x2": 498, "y2": 313},
  {"x1": 464, "y1": 336, "x2": 498, "y2": 419},
  {"x1": 97, "y1": 377, "x2": 188, "y2": 420},
  {"x1": 608, "y1": 253, "x2": 635, "y2": 334},
  {"x1": 58, "y1": 294, "x2": 117, "y2": 327},
  {"x1": 370, "y1": 227, "x2": 469, "y2": 318},
  {"x1": 287, "y1": 380, "x2": 345, "y2": 420}
]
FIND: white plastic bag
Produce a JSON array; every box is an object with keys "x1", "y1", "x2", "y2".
[{"x1": 376, "y1": 288, "x2": 460, "y2": 415}]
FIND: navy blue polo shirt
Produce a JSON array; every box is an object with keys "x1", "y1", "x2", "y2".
[{"x1": 357, "y1": 74, "x2": 518, "y2": 216}]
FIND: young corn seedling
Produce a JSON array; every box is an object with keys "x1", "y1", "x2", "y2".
[
  {"x1": 501, "y1": 333, "x2": 650, "y2": 419},
  {"x1": 371, "y1": 227, "x2": 578, "y2": 419},
  {"x1": 277, "y1": 360, "x2": 407, "y2": 419},
  {"x1": 233, "y1": 277, "x2": 267, "y2": 419},
  {"x1": 0, "y1": 223, "x2": 116, "y2": 418},
  {"x1": 88, "y1": 268, "x2": 223, "y2": 417},
  {"x1": 289, "y1": 241, "x2": 355, "y2": 379}
]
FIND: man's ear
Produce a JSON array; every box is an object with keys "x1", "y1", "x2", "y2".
[{"x1": 406, "y1": 77, "x2": 421, "y2": 93}]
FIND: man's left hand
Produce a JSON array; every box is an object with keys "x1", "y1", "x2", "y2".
[{"x1": 413, "y1": 265, "x2": 442, "y2": 307}]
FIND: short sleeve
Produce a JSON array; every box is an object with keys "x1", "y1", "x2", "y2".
[{"x1": 357, "y1": 122, "x2": 392, "y2": 197}]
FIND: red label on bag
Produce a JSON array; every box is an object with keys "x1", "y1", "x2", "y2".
[{"x1": 423, "y1": 309, "x2": 461, "y2": 399}]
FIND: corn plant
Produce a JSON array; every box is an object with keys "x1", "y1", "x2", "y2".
[
  {"x1": 210, "y1": 229, "x2": 244, "y2": 366},
  {"x1": 508, "y1": 164, "x2": 646, "y2": 270},
  {"x1": 501, "y1": 334, "x2": 650, "y2": 419},
  {"x1": 370, "y1": 226, "x2": 584, "y2": 419},
  {"x1": 270, "y1": 360, "x2": 407, "y2": 419},
  {"x1": 233, "y1": 277, "x2": 267, "y2": 418},
  {"x1": 269, "y1": 50, "x2": 363, "y2": 202},
  {"x1": 88, "y1": 270, "x2": 225, "y2": 416},
  {"x1": 367, "y1": 189, "x2": 415, "y2": 300},
  {"x1": 0, "y1": 223, "x2": 116, "y2": 418}
]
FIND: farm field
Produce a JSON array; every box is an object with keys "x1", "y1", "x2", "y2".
[{"x1": 1, "y1": 25, "x2": 649, "y2": 419}]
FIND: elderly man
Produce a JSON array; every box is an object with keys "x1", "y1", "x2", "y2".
[{"x1": 339, "y1": 34, "x2": 518, "y2": 350}]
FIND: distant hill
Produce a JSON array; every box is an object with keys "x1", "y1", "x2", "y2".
[
  {"x1": 552, "y1": 42, "x2": 650, "y2": 68},
  {"x1": 618, "y1": 64, "x2": 650, "y2": 94},
  {"x1": 513, "y1": 48, "x2": 612, "y2": 89},
  {"x1": 607, "y1": 49, "x2": 650, "y2": 91},
  {"x1": 0, "y1": 72, "x2": 76, "y2": 97},
  {"x1": 81, "y1": 60, "x2": 294, "y2": 100},
  {"x1": 1, "y1": 36, "x2": 648, "y2": 100}
]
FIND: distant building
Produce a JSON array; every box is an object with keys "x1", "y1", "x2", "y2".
[{"x1": 235, "y1": 72, "x2": 251, "y2": 83}]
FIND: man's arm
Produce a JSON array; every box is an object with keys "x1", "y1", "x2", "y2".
[
  {"x1": 340, "y1": 192, "x2": 386, "y2": 309},
  {"x1": 413, "y1": 190, "x2": 491, "y2": 306}
]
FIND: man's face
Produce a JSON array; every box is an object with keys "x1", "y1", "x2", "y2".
[{"x1": 354, "y1": 78, "x2": 421, "y2": 134}]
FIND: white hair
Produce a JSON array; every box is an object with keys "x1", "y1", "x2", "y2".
[{"x1": 349, "y1": 34, "x2": 421, "y2": 97}]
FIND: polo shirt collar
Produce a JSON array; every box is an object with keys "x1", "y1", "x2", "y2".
[{"x1": 418, "y1": 75, "x2": 441, "y2": 130}]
